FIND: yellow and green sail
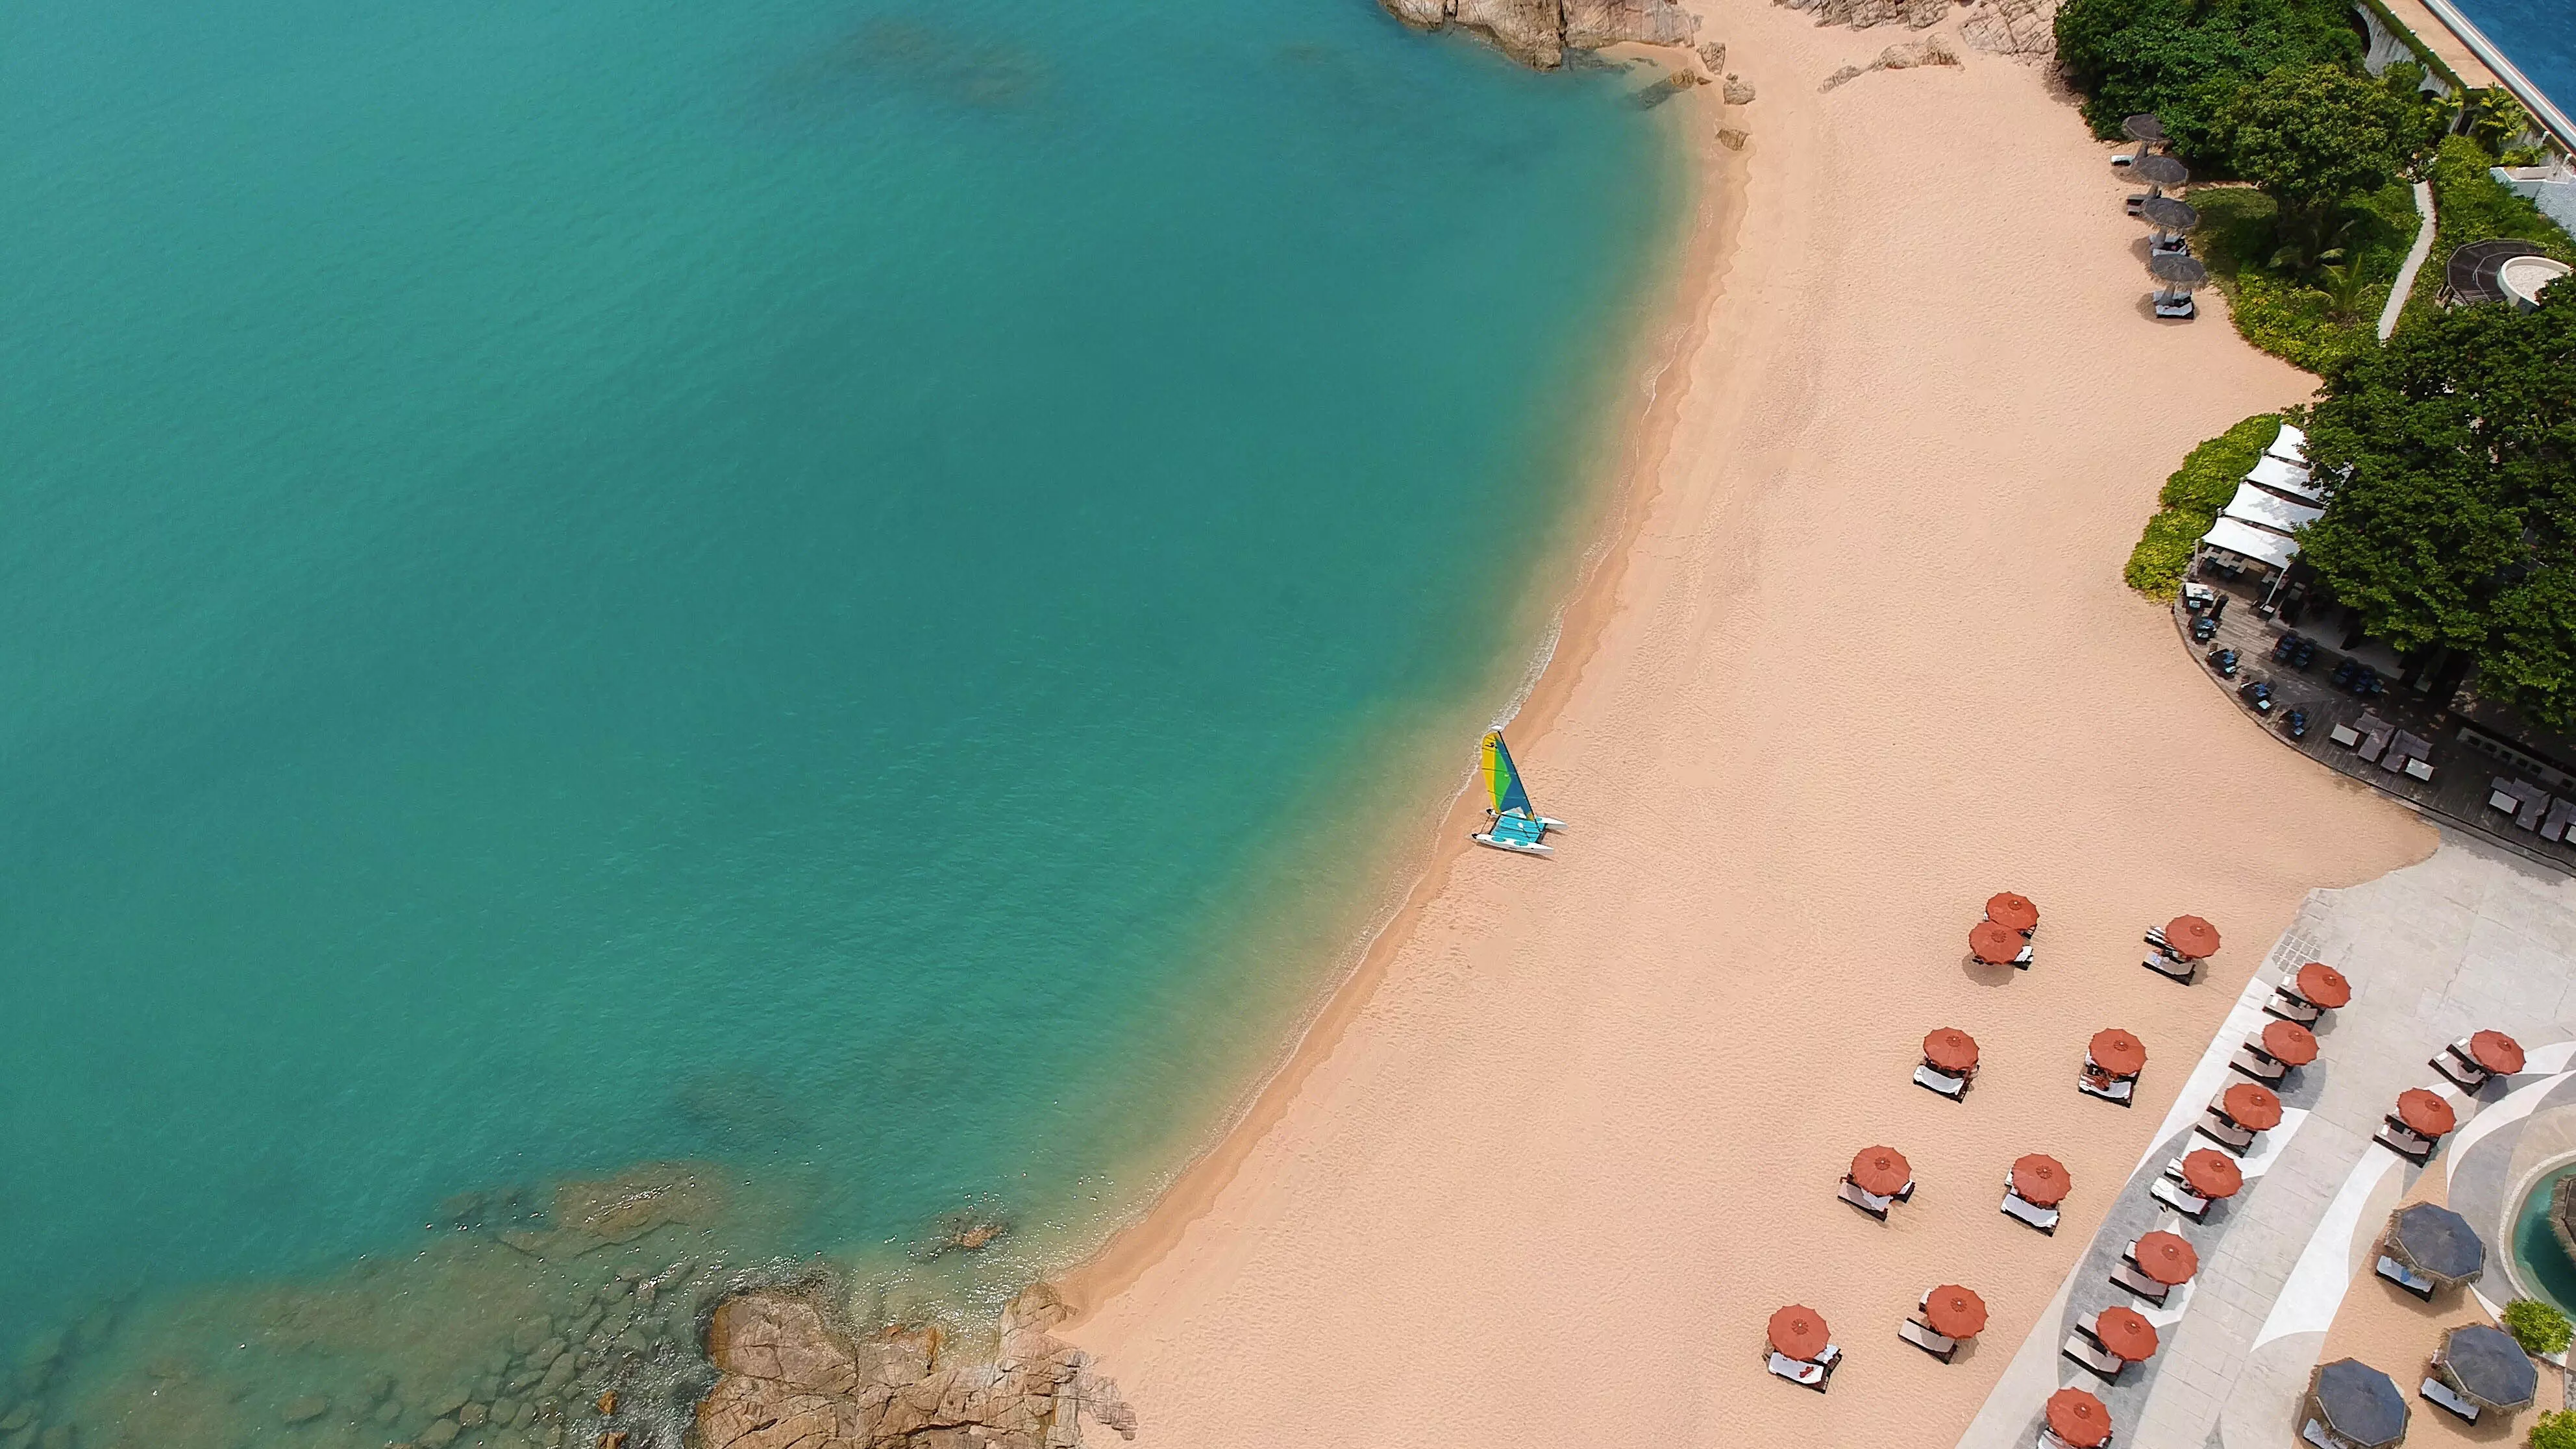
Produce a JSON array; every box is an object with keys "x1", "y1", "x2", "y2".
[{"x1": 1480, "y1": 730, "x2": 1537, "y2": 817}]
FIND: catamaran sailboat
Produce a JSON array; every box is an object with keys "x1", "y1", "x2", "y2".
[{"x1": 1470, "y1": 729, "x2": 1565, "y2": 856}]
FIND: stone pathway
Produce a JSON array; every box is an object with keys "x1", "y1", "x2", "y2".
[
  {"x1": 1953, "y1": 830, "x2": 2576, "y2": 1449},
  {"x1": 2375, "y1": 180, "x2": 2436, "y2": 343}
]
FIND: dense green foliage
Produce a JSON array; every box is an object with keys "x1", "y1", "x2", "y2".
[
  {"x1": 2398, "y1": 137, "x2": 2576, "y2": 331},
  {"x1": 2302, "y1": 286, "x2": 2576, "y2": 726},
  {"x1": 2221, "y1": 64, "x2": 2432, "y2": 267},
  {"x1": 2125, "y1": 413, "x2": 2284, "y2": 595},
  {"x1": 2053, "y1": 0, "x2": 2362, "y2": 155},
  {"x1": 2533, "y1": 1408, "x2": 2576, "y2": 1449},
  {"x1": 2505, "y1": 1298, "x2": 2573, "y2": 1356},
  {"x1": 2192, "y1": 182, "x2": 2419, "y2": 371}
]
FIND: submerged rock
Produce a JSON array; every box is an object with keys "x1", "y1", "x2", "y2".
[
  {"x1": 282, "y1": 1396, "x2": 330, "y2": 1424},
  {"x1": 1377, "y1": 0, "x2": 1696, "y2": 70}
]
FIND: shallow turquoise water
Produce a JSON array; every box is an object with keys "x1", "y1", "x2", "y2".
[
  {"x1": 2510, "y1": 1164, "x2": 2576, "y2": 1313},
  {"x1": 0, "y1": 0, "x2": 1677, "y2": 1385}
]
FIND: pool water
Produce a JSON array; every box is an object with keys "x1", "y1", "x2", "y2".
[{"x1": 2508, "y1": 1163, "x2": 2576, "y2": 1312}]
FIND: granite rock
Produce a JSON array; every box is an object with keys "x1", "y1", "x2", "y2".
[{"x1": 1376, "y1": 0, "x2": 1698, "y2": 69}]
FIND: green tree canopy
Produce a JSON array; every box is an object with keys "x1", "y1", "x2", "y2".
[
  {"x1": 2053, "y1": 0, "x2": 2362, "y2": 155},
  {"x1": 2224, "y1": 64, "x2": 2429, "y2": 217},
  {"x1": 2301, "y1": 286, "x2": 2576, "y2": 726}
]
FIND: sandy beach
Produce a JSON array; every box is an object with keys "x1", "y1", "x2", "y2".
[{"x1": 1058, "y1": 3, "x2": 2441, "y2": 1444}]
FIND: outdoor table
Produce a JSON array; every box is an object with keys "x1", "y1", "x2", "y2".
[{"x1": 2329, "y1": 723, "x2": 2362, "y2": 748}]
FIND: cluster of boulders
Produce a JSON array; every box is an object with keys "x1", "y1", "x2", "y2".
[
  {"x1": 384, "y1": 1262, "x2": 710, "y2": 1449},
  {"x1": 695, "y1": 1285, "x2": 1134, "y2": 1449},
  {"x1": 1774, "y1": 0, "x2": 2058, "y2": 60},
  {"x1": 1820, "y1": 33, "x2": 1963, "y2": 88},
  {"x1": 1378, "y1": 0, "x2": 1699, "y2": 70},
  {"x1": 2, "y1": 1299, "x2": 123, "y2": 1449}
]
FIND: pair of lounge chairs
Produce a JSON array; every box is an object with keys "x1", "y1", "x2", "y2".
[
  {"x1": 2431, "y1": 1039, "x2": 2501, "y2": 1092},
  {"x1": 1766, "y1": 1343, "x2": 1842, "y2": 1391},
  {"x1": 2375, "y1": 1117, "x2": 2439, "y2": 1162},
  {"x1": 2150, "y1": 1158, "x2": 2216, "y2": 1221},
  {"x1": 2420, "y1": 1352, "x2": 2481, "y2": 1422},
  {"x1": 1900, "y1": 1288, "x2": 1961, "y2": 1362},
  {"x1": 2196, "y1": 1108, "x2": 2257, "y2": 1156},
  {"x1": 1840, "y1": 1177, "x2": 1916, "y2": 1220},
  {"x1": 2140, "y1": 928, "x2": 2199, "y2": 983},
  {"x1": 1916, "y1": 1061, "x2": 1972, "y2": 1100},
  {"x1": 2110, "y1": 1244, "x2": 2171, "y2": 1305},
  {"x1": 2264, "y1": 989, "x2": 2323, "y2": 1025},
  {"x1": 2229, "y1": 1039, "x2": 2297, "y2": 1086},
  {"x1": 2373, "y1": 1253, "x2": 2435, "y2": 1299},
  {"x1": 2061, "y1": 1310, "x2": 2127, "y2": 1379},
  {"x1": 2001, "y1": 1181, "x2": 2059, "y2": 1234},
  {"x1": 2079, "y1": 1066, "x2": 2136, "y2": 1106}
]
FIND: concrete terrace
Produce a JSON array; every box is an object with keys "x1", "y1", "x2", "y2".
[{"x1": 1955, "y1": 832, "x2": 2576, "y2": 1449}]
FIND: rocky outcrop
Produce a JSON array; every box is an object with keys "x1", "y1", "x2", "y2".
[
  {"x1": 1383, "y1": 0, "x2": 1698, "y2": 70},
  {"x1": 1776, "y1": 0, "x2": 1948, "y2": 29},
  {"x1": 1820, "y1": 33, "x2": 1960, "y2": 88},
  {"x1": 695, "y1": 1286, "x2": 1133, "y2": 1449},
  {"x1": 1776, "y1": 0, "x2": 2060, "y2": 58}
]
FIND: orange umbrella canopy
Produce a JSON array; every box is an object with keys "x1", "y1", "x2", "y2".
[
  {"x1": 1969, "y1": 921, "x2": 2022, "y2": 963},
  {"x1": 2261, "y1": 1019, "x2": 2320, "y2": 1067},
  {"x1": 2164, "y1": 915, "x2": 2222, "y2": 959},
  {"x1": 1924, "y1": 1284, "x2": 1988, "y2": 1339},
  {"x1": 2094, "y1": 1306, "x2": 2160, "y2": 1362},
  {"x1": 2222, "y1": 1081, "x2": 2283, "y2": 1130},
  {"x1": 2046, "y1": 1387, "x2": 2113, "y2": 1448},
  {"x1": 2179, "y1": 1148, "x2": 2244, "y2": 1200},
  {"x1": 1924, "y1": 1028, "x2": 1980, "y2": 1073},
  {"x1": 2396, "y1": 1087, "x2": 2457, "y2": 1137},
  {"x1": 2088, "y1": 1028, "x2": 2147, "y2": 1076},
  {"x1": 2133, "y1": 1230, "x2": 2200, "y2": 1284},
  {"x1": 1768, "y1": 1304, "x2": 1830, "y2": 1360},
  {"x1": 2470, "y1": 1030, "x2": 2526, "y2": 1074},
  {"x1": 1850, "y1": 1145, "x2": 1912, "y2": 1197},
  {"x1": 1986, "y1": 892, "x2": 2040, "y2": 932},
  {"x1": 2296, "y1": 961, "x2": 2352, "y2": 1008},
  {"x1": 2012, "y1": 1152, "x2": 2071, "y2": 1207}
]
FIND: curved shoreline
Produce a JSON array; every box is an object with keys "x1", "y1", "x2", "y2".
[{"x1": 1055, "y1": 60, "x2": 1746, "y2": 1324}]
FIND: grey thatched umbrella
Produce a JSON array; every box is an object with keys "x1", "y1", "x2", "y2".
[
  {"x1": 2387, "y1": 1202, "x2": 2485, "y2": 1286},
  {"x1": 2140, "y1": 196, "x2": 2199, "y2": 232},
  {"x1": 2124, "y1": 113, "x2": 2166, "y2": 145},
  {"x1": 2133, "y1": 155, "x2": 2189, "y2": 199},
  {"x1": 2310, "y1": 1359, "x2": 2409, "y2": 1448},
  {"x1": 2439, "y1": 1324, "x2": 2537, "y2": 1411},
  {"x1": 2148, "y1": 253, "x2": 2209, "y2": 291}
]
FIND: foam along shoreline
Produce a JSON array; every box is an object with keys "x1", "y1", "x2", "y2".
[{"x1": 1057, "y1": 1, "x2": 2437, "y2": 1443}]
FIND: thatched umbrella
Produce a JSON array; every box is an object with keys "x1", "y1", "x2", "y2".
[
  {"x1": 2438, "y1": 1324, "x2": 2536, "y2": 1411},
  {"x1": 2122, "y1": 113, "x2": 2166, "y2": 155},
  {"x1": 2132, "y1": 154, "x2": 2188, "y2": 197},
  {"x1": 2386, "y1": 1202, "x2": 2484, "y2": 1288},
  {"x1": 2309, "y1": 1359, "x2": 2408, "y2": 1448}
]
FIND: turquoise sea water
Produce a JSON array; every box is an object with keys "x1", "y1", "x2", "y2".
[{"x1": 1, "y1": 0, "x2": 1679, "y2": 1431}]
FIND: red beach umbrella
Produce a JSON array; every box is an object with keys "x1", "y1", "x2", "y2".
[
  {"x1": 1969, "y1": 921, "x2": 2022, "y2": 963},
  {"x1": 2261, "y1": 1019, "x2": 2320, "y2": 1067},
  {"x1": 2221, "y1": 1082, "x2": 2283, "y2": 1130},
  {"x1": 2396, "y1": 1088, "x2": 2457, "y2": 1137},
  {"x1": 1924, "y1": 1028, "x2": 1979, "y2": 1074},
  {"x1": 2164, "y1": 915, "x2": 2222, "y2": 960},
  {"x1": 2088, "y1": 1028, "x2": 2147, "y2": 1077},
  {"x1": 1924, "y1": 1284, "x2": 1987, "y2": 1339},
  {"x1": 2179, "y1": 1148, "x2": 2244, "y2": 1200},
  {"x1": 2133, "y1": 1230, "x2": 2199, "y2": 1284},
  {"x1": 2470, "y1": 1030, "x2": 2525, "y2": 1075},
  {"x1": 2093, "y1": 1305, "x2": 2160, "y2": 1362},
  {"x1": 2046, "y1": 1387, "x2": 2113, "y2": 1448},
  {"x1": 1768, "y1": 1304, "x2": 1830, "y2": 1360},
  {"x1": 2295, "y1": 961, "x2": 2351, "y2": 1008},
  {"x1": 2012, "y1": 1152, "x2": 2071, "y2": 1208},
  {"x1": 1986, "y1": 892, "x2": 2040, "y2": 932},
  {"x1": 1850, "y1": 1145, "x2": 1912, "y2": 1198}
]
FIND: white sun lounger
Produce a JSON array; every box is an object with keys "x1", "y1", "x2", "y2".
[
  {"x1": 2229, "y1": 1045, "x2": 2288, "y2": 1084},
  {"x1": 2421, "y1": 1375, "x2": 2479, "y2": 1422},
  {"x1": 2111, "y1": 1259, "x2": 2171, "y2": 1304},
  {"x1": 2197, "y1": 1109, "x2": 2257, "y2": 1154},
  {"x1": 2078, "y1": 1072, "x2": 2136, "y2": 1106},
  {"x1": 2062, "y1": 1333, "x2": 2125, "y2": 1378},
  {"x1": 2375, "y1": 1254, "x2": 2434, "y2": 1298},
  {"x1": 1915, "y1": 1063, "x2": 1970, "y2": 1100},
  {"x1": 2001, "y1": 1187, "x2": 2059, "y2": 1234},
  {"x1": 1900, "y1": 1319, "x2": 1958, "y2": 1361},
  {"x1": 2153, "y1": 1174, "x2": 2213, "y2": 1221},
  {"x1": 1766, "y1": 1350, "x2": 1827, "y2": 1390},
  {"x1": 2265, "y1": 989, "x2": 2323, "y2": 1024}
]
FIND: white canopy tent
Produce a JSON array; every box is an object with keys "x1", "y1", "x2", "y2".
[
  {"x1": 2266, "y1": 421, "x2": 2307, "y2": 465},
  {"x1": 2200, "y1": 515, "x2": 2300, "y2": 573},
  {"x1": 2245, "y1": 452, "x2": 2325, "y2": 504},
  {"x1": 2222, "y1": 482, "x2": 2323, "y2": 536}
]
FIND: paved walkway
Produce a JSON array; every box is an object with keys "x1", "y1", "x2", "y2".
[
  {"x1": 1955, "y1": 830, "x2": 2576, "y2": 1449},
  {"x1": 2376, "y1": 180, "x2": 2436, "y2": 342}
]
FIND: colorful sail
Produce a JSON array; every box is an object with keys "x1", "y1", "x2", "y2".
[{"x1": 1480, "y1": 730, "x2": 1536, "y2": 817}]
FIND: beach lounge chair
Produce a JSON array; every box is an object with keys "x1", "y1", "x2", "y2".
[
  {"x1": 2153, "y1": 1174, "x2": 2212, "y2": 1220},
  {"x1": 2376, "y1": 1119, "x2": 2436, "y2": 1161},
  {"x1": 2078, "y1": 1070, "x2": 2135, "y2": 1106},
  {"x1": 1766, "y1": 1350, "x2": 1827, "y2": 1391},
  {"x1": 2421, "y1": 1375, "x2": 2479, "y2": 1422},
  {"x1": 2001, "y1": 1187, "x2": 2059, "y2": 1234},
  {"x1": 2143, "y1": 952, "x2": 2196, "y2": 983},
  {"x1": 2433, "y1": 1042, "x2": 2492, "y2": 1092},
  {"x1": 1899, "y1": 1318, "x2": 1957, "y2": 1362},
  {"x1": 2196, "y1": 1109, "x2": 2257, "y2": 1154},
  {"x1": 1915, "y1": 1063, "x2": 1970, "y2": 1100},
  {"x1": 2110, "y1": 1259, "x2": 2170, "y2": 1304},
  {"x1": 2375, "y1": 1254, "x2": 2434, "y2": 1298},
  {"x1": 2265, "y1": 989, "x2": 2323, "y2": 1024},
  {"x1": 1840, "y1": 1180, "x2": 1901, "y2": 1219},
  {"x1": 2062, "y1": 1333, "x2": 2125, "y2": 1379},
  {"x1": 2144, "y1": 926, "x2": 2169, "y2": 952},
  {"x1": 2303, "y1": 1419, "x2": 2336, "y2": 1449},
  {"x1": 2229, "y1": 1045, "x2": 2288, "y2": 1084}
]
